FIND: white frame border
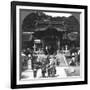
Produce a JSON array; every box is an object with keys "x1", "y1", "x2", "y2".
[{"x1": 16, "y1": 5, "x2": 85, "y2": 85}]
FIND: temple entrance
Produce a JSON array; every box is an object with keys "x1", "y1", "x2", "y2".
[
  {"x1": 34, "y1": 27, "x2": 61, "y2": 54},
  {"x1": 43, "y1": 36, "x2": 58, "y2": 54}
]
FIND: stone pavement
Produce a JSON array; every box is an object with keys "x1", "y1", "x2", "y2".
[{"x1": 21, "y1": 66, "x2": 68, "y2": 80}]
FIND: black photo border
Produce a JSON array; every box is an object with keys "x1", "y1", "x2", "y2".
[{"x1": 11, "y1": 1, "x2": 88, "y2": 89}]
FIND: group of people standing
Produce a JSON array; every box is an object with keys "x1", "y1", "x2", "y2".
[
  {"x1": 21, "y1": 47, "x2": 80, "y2": 79},
  {"x1": 21, "y1": 48, "x2": 57, "y2": 78},
  {"x1": 32, "y1": 53, "x2": 56, "y2": 78}
]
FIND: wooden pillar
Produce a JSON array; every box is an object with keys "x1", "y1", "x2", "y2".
[
  {"x1": 57, "y1": 38, "x2": 60, "y2": 50},
  {"x1": 42, "y1": 39, "x2": 44, "y2": 49}
]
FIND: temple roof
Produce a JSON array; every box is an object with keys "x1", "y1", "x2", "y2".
[{"x1": 22, "y1": 11, "x2": 80, "y2": 33}]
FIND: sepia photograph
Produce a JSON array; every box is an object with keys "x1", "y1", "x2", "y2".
[{"x1": 11, "y1": 1, "x2": 87, "y2": 89}]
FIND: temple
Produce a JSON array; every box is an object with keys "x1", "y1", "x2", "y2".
[
  {"x1": 21, "y1": 11, "x2": 80, "y2": 54},
  {"x1": 20, "y1": 11, "x2": 80, "y2": 79}
]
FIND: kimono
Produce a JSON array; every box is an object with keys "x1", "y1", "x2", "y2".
[{"x1": 47, "y1": 57, "x2": 56, "y2": 77}]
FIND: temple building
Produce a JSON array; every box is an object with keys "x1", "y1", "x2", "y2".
[{"x1": 21, "y1": 11, "x2": 80, "y2": 54}]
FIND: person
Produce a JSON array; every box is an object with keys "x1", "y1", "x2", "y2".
[
  {"x1": 69, "y1": 56, "x2": 76, "y2": 66},
  {"x1": 32, "y1": 54, "x2": 38, "y2": 78},
  {"x1": 23, "y1": 55, "x2": 29, "y2": 67},
  {"x1": 40, "y1": 54, "x2": 47, "y2": 78},
  {"x1": 47, "y1": 56, "x2": 56, "y2": 77},
  {"x1": 25, "y1": 48, "x2": 30, "y2": 56},
  {"x1": 41, "y1": 59, "x2": 47, "y2": 77}
]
